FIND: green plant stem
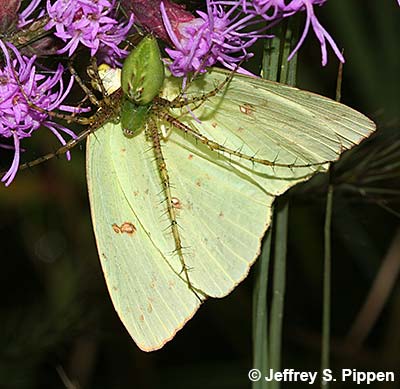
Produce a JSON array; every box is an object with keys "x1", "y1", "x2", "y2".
[
  {"x1": 252, "y1": 17, "x2": 298, "y2": 389},
  {"x1": 321, "y1": 185, "x2": 333, "y2": 388},
  {"x1": 269, "y1": 200, "x2": 288, "y2": 389},
  {"x1": 252, "y1": 230, "x2": 272, "y2": 389}
]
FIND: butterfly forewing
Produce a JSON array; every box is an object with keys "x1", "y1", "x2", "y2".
[{"x1": 162, "y1": 68, "x2": 375, "y2": 183}]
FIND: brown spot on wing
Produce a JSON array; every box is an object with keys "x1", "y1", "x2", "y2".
[
  {"x1": 239, "y1": 103, "x2": 255, "y2": 115},
  {"x1": 121, "y1": 222, "x2": 136, "y2": 234},
  {"x1": 112, "y1": 222, "x2": 137, "y2": 235},
  {"x1": 112, "y1": 224, "x2": 121, "y2": 233},
  {"x1": 171, "y1": 197, "x2": 183, "y2": 209}
]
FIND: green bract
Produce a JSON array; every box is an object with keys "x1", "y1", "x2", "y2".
[{"x1": 121, "y1": 36, "x2": 165, "y2": 105}]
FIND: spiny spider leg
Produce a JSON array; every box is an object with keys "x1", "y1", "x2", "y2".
[
  {"x1": 168, "y1": 58, "x2": 244, "y2": 110},
  {"x1": 2, "y1": 41, "x2": 97, "y2": 126},
  {"x1": 18, "y1": 126, "x2": 93, "y2": 170},
  {"x1": 87, "y1": 56, "x2": 112, "y2": 104},
  {"x1": 10, "y1": 62, "x2": 96, "y2": 126},
  {"x1": 156, "y1": 110, "x2": 328, "y2": 169},
  {"x1": 148, "y1": 117, "x2": 206, "y2": 300},
  {"x1": 4, "y1": 42, "x2": 125, "y2": 174},
  {"x1": 68, "y1": 58, "x2": 102, "y2": 107},
  {"x1": 167, "y1": 70, "x2": 234, "y2": 110},
  {"x1": 17, "y1": 88, "x2": 123, "y2": 172},
  {"x1": 152, "y1": 70, "x2": 241, "y2": 139},
  {"x1": 172, "y1": 41, "x2": 238, "y2": 100}
]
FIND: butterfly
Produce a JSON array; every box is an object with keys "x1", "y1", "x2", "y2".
[{"x1": 84, "y1": 36, "x2": 375, "y2": 351}]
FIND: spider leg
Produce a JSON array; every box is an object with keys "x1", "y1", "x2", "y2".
[{"x1": 68, "y1": 58, "x2": 102, "y2": 107}]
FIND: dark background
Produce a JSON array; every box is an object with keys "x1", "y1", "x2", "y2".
[{"x1": 0, "y1": 1, "x2": 399, "y2": 388}]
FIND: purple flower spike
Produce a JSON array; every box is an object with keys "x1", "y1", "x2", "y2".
[
  {"x1": 284, "y1": 0, "x2": 344, "y2": 65},
  {"x1": 18, "y1": 0, "x2": 44, "y2": 28},
  {"x1": 0, "y1": 41, "x2": 85, "y2": 186},
  {"x1": 45, "y1": 0, "x2": 134, "y2": 60},
  {"x1": 161, "y1": 0, "x2": 266, "y2": 78},
  {"x1": 232, "y1": 0, "x2": 344, "y2": 65}
]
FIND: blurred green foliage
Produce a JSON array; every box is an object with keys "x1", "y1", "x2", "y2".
[{"x1": 0, "y1": 1, "x2": 399, "y2": 388}]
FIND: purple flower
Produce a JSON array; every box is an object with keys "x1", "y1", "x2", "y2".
[
  {"x1": 18, "y1": 0, "x2": 45, "y2": 28},
  {"x1": 0, "y1": 41, "x2": 84, "y2": 186},
  {"x1": 230, "y1": 0, "x2": 344, "y2": 65},
  {"x1": 161, "y1": 0, "x2": 266, "y2": 77},
  {"x1": 44, "y1": 0, "x2": 134, "y2": 60}
]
